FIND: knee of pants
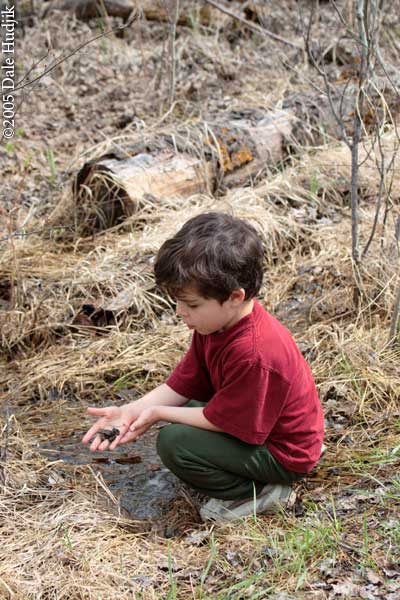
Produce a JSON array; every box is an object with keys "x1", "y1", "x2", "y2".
[{"x1": 156, "y1": 423, "x2": 194, "y2": 470}]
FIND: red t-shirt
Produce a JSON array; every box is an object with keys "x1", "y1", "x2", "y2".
[{"x1": 166, "y1": 300, "x2": 324, "y2": 473}]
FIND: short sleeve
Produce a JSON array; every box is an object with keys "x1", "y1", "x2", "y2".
[
  {"x1": 203, "y1": 359, "x2": 290, "y2": 444},
  {"x1": 166, "y1": 332, "x2": 214, "y2": 401}
]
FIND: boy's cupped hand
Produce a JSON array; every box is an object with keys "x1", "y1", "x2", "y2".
[{"x1": 82, "y1": 405, "x2": 140, "y2": 452}]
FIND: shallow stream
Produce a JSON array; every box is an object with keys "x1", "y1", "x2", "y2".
[{"x1": 40, "y1": 426, "x2": 182, "y2": 521}]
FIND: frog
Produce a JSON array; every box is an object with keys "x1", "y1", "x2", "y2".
[{"x1": 97, "y1": 427, "x2": 120, "y2": 443}]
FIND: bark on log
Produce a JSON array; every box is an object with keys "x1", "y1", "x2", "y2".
[{"x1": 56, "y1": 109, "x2": 293, "y2": 234}]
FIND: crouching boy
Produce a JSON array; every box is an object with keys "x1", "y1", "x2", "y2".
[{"x1": 83, "y1": 212, "x2": 324, "y2": 522}]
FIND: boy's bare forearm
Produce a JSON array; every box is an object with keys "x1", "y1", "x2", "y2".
[
  {"x1": 154, "y1": 405, "x2": 222, "y2": 432},
  {"x1": 126, "y1": 383, "x2": 188, "y2": 413}
]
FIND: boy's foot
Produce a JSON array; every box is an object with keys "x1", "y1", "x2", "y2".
[{"x1": 199, "y1": 484, "x2": 296, "y2": 523}]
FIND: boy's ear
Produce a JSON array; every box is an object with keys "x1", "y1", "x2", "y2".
[{"x1": 229, "y1": 288, "x2": 246, "y2": 304}]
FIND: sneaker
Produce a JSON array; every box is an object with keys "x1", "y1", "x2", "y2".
[{"x1": 199, "y1": 484, "x2": 296, "y2": 523}]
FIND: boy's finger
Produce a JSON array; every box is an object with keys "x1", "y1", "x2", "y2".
[
  {"x1": 116, "y1": 430, "x2": 134, "y2": 444},
  {"x1": 87, "y1": 407, "x2": 109, "y2": 417},
  {"x1": 97, "y1": 438, "x2": 110, "y2": 452},
  {"x1": 117, "y1": 426, "x2": 144, "y2": 444},
  {"x1": 89, "y1": 434, "x2": 104, "y2": 452},
  {"x1": 130, "y1": 418, "x2": 145, "y2": 432},
  {"x1": 127, "y1": 425, "x2": 147, "y2": 441},
  {"x1": 82, "y1": 417, "x2": 109, "y2": 444}
]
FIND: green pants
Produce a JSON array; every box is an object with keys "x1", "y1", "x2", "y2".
[{"x1": 156, "y1": 401, "x2": 304, "y2": 500}]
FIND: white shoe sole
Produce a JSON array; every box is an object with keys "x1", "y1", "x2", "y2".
[{"x1": 200, "y1": 485, "x2": 296, "y2": 522}]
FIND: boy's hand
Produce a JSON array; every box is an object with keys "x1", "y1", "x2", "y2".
[
  {"x1": 123, "y1": 406, "x2": 160, "y2": 442},
  {"x1": 82, "y1": 405, "x2": 134, "y2": 452},
  {"x1": 82, "y1": 383, "x2": 188, "y2": 451}
]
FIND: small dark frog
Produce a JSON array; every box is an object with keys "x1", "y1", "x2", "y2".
[{"x1": 97, "y1": 427, "x2": 120, "y2": 443}]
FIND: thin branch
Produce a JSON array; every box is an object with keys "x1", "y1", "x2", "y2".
[
  {"x1": 389, "y1": 283, "x2": 400, "y2": 341},
  {"x1": 331, "y1": 0, "x2": 363, "y2": 45},
  {"x1": 0, "y1": 407, "x2": 11, "y2": 488},
  {"x1": 362, "y1": 98, "x2": 398, "y2": 258},
  {"x1": 350, "y1": 0, "x2": 371, "y2": 267},
  {"x1": 165, "y1": 0, "x2": 180, "y2": 108},
  {"x1": 361, "y1": 157, "x2": 384, "y2": 258},
  {"x1": 203, "y1": 0, "x2": 302, "y2": 50},
  {"x1": 300, "y1": 0, "x2": 351, "y2": 147},
  {"x1": 350, "y1": 113, "x2": 362, "y2": 266}
]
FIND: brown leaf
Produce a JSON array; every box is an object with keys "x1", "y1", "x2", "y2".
[
  {"x1": 331, "y1": 580, "x2": 361, "y2": 597},
  {"x1": 365, "y1": 570, "x2": 382, "y2": 585},
  {"x1": 148, "y1": 462, "x2": 161, "y2": 472}
]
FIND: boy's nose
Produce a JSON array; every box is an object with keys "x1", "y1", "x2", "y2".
[{"x1": 176, "y1": 301, "x2": 188, "y2": 318}]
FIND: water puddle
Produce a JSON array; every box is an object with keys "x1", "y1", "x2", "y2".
[{"x1": 40, "y1": 426, "x2": 182, "y2": 521}]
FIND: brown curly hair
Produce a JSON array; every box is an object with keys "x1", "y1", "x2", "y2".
[{"x1": 154, "y1": 212, "x2": 264, "y2": 303}]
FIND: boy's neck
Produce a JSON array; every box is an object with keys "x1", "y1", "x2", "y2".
[
  {"x1": 239, "y1": 298, "x2": 254, "y2": 321},
  {"x1": 220, "y1": 299, "x2": 254, "y2": 333}
]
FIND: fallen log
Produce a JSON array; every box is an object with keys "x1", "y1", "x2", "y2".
[{"x1": 57, "y1": 108, "x2": 293, "y2": 234}]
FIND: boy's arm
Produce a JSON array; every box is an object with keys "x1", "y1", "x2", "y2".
[
  {"x1": 153, "y1": 405, "x2": 222, "y2": 431},
  {"x1": 125, "y1": 405, "x2": 223, "y2": 441},
  {"x1": 126, "y1": 383, "x2": 189, "y2": 414},
  {"x1": 83, "y1": 384, "x2": 189, "y2": 451}
]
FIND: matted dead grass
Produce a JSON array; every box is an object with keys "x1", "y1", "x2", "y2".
[
  {"x1": 1, "y1": 169, "x2": 399, "y2": 597},
  {"x1": 0, "y1": 180, "x2": 320, "y2": 357},
  {"x1": 0, "y1": 418, "x2": 202, "y2": 600}
]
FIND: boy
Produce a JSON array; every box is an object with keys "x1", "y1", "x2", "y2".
[{"x1": 82, "y1": 212, "x2": 324, "y2": 522}]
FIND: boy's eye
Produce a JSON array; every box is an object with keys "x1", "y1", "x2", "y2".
[{"x1": 187, "y1": 304, "x2": 198, "y2": 309}]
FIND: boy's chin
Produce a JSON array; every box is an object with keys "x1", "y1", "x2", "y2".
[
  {"x1": 191, "y1": 325, "x2": 206, "y2": 334},
  {"x1": 197, "y1": 326, "x2": 223, "y2": 335}
]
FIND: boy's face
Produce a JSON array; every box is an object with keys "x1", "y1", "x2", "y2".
[{"x1": 175, "y1": 286, "x2": 252, "y2": 335}]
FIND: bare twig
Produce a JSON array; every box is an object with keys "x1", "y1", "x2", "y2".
[
  {"x1": 301, "y1": 1, "x2": 351, "y2": 147},
  {"x1": 362, "y1": 117, "x2": 398, "y2": 258},
  {"x1": 203, "y1": 0, "x2": 302, "y2": 50},
  {"x1": 165, "y1": 0, "x2": 180, "y2": 109},
  {"x1": 0, "y1": 407, "x2": 11, "y2": 487},
  {"x1": 349, "y1": 0, "x2": 373, "y2": 267},
  {"x1": 389, "y1": 282, "x2": 400, "y2": 341}
]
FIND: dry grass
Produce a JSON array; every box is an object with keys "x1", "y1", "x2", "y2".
[
  {"x1": 1, "y1": 2, "x2": 400, "y2": 598},
  {"x1": 1, "y1": 173, "x2": 399, "y2": 597}
]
